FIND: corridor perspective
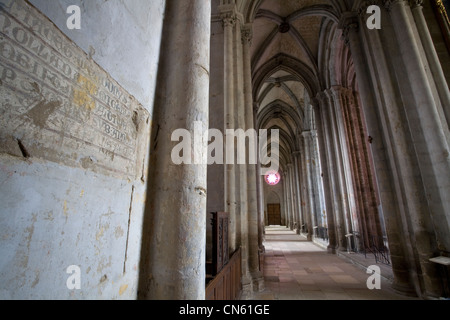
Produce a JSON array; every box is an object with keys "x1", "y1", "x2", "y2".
[
  {"x1": 249, "y1": 226, "x2": 417, "y2": 300},
  {"x1": 0, "y1": 0, "x2": 449, "y2": 301}
]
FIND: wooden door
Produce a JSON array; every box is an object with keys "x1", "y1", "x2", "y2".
[{"x1": 267, "y1": 204, "x2": 281, "y2": 226}]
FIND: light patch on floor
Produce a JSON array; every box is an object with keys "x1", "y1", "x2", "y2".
[{"x1": 245, "y1": 226, "x2": 418, "y2": 301}]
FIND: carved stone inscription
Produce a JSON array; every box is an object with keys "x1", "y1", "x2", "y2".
[{"x1": 0, "y1": 1, "x2": 149, "y2": 179}]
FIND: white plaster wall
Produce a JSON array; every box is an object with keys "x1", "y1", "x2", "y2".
[
  {"x1": 29, "y1": 0, "x2": 165, "y2": 113},
  {"x1": 0, "y1": 155, "x2": 148, "y2": 299}
]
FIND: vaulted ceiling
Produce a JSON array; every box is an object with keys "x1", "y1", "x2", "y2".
[{"x1": 247, "y1": 0, "x2": 356, "y2": 171}]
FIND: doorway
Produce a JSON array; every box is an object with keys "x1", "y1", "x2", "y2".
[{"x1": 267, "y1": 203, "x2": 281, "y2": 226}]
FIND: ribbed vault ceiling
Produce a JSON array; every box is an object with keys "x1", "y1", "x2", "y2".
[{"x1": 247, "y1": 0, "x2": 355, "y2": 172}]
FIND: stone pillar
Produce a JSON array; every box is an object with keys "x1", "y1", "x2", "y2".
[
  {"x1": 339, "y1": 88, "x2": 366, "y2": 248},
  {"x1": 289, "y1": 164, "x2": 297, "y2": 231},
  {"x1": 339, "y1": 9, "x2": 416, "y2": 296},
  {"x1": 292, "y1": 151, "x2": 303, "y2": 234},
  {"x1": 410, "y1": 1, "x2": 450, "y2": 125},
  {"x1": 282, "y1": 171, "x2": 289, "y2": 227},
  {"x1": 384, "y1": 0, "x2": 450, "y2": 253},
  {"x1": 288, "y1": 161, "x2": 298, "y2": 232},
  {"x1": 298, "y1": 139, "x2": 310, "y2": 236},
  {"x1": 221, "y1": 9, "x2": 237, "y2": 253},
  {"x1": 284, "y1": 168, "x2": 293, "y2": 229},
  {"x1": 142, "y1": 0, "x2": 211, "y2": 300},
  {"x1": 310, "y1": 130, "x2": 327, "y2": 229},
  {"x1": 312, "y1": 100, "x2": 337, "y2": 252},
  {"x1": 232, "y1": 16, "x2": 252, "y2": 293},
  {"x1": 295, "y1": 149, "x2": 307, "y2": 232},
  {"x1": 329, "y1": 87, "x2": 355, "y2": 249},
  {"x1": 317, "y1": 92, "x2": 347, "y2": 251},
  {"x1": 302, "y1": 131, "x2": 316, "y2": 240},
  {"x1": 254, "y1": 102, "x2": 266, "y2": 233},
  {"x1": 327, "y1": 89, "x2": 352, "y2": 250},
  {"x1": 242, "y1": 25, "x2": 264, "y2": 292}
]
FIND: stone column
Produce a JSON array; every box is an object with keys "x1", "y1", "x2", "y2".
[
  {"x1": 282, "y1": 171, "x2": 289, "y2": 227},
  {"x1": 384, "y1": 0, "x2": 450, "y2": 252},
  {"x1": 339, "y1": 10, "x2": 416, "y2": 296},
  {"x1": 339, "y1": 88, "x2": 366, "y2": 247},
  {"x1": 329, "y1": 87, "x2": 354, "y2": 249},
  {"x1": 295, "y1": 149, "x2": 307, "y2": 233},
  {"x1": 298, "y1": 139, "x2": 310, "y2": 236},
  {"x1": 307, "y1": 130, "x2": 325, "y2": 230},
  {"x1": 254, "y1": 102, "x2": 266, "y2": 233},
  {"x1": 317, "y1": 91, "x2": 347, "y2": 251},
  {"x1": 287, "y1": 161, "x2": 297, "y2": 231},
  {"x1": 302, "y1": 131, "x2": 316, "y2": 240},
  {"x1": 221, "y1": 9, "x2": 237, "y2": 253},
  {"x1": 284, "y1": 168, "x2": 293, "y2": 229},
  {"x1": 286, "y1": 165, "x2": 292, "y2": 229},
  {"x1": 327, "y1": 88, "x2": 352, "y2": 250},
  {"x1": 410, "y1": 0, "x2": 450, "y2": 125},
  {"x1": 289, "y1": 164, "x2": 297, "y2": 231},
  {"x1": 231, "y1": 16, "x2": 252, "y2": 293},
  {"x1": 312, "y1": 99, "x2": 337, "y2": 251},
  {"x1": 292, "y1": 151, "x2": 303, "y2": 234},
  {"x1": 242, "y1": 25, "x2": 264, "y2": 292},
  {"x1": 141, "y1": 0, "x2": 211, "y2": 300},
  {"x1": 310, "y1": 130, "x2": 327, "y2": 229}
]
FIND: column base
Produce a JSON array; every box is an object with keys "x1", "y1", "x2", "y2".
[
  {"x1": 391, "y1": 281, "x2": 418, "y2": 298},
  {"x1": 327, "y1": 244, "x2": 338, "y2": 254},
  {"x1": 251, "y1": 272, "x2": 265, "y2": 293},
  {"x1": 241, "y1": 274, "x2": 253, "y2": 298}
]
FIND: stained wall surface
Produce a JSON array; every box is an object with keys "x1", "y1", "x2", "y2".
[{"x1": 0, "y1": 0, "x2": 165, "y2": 299}]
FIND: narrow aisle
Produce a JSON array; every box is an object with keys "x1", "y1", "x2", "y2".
[{"x1": 251, "y1": 226, "x2": 416, "y2": 300}]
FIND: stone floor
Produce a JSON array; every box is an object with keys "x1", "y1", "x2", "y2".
[{"x1": 246, "y1": 226, "x2": 418, "y2": 300}]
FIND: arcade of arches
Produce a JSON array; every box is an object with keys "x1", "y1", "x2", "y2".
[{"x1": 0, "y1": 0, "x2": 449, "y2": 300}]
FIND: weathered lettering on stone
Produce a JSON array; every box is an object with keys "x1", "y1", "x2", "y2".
[{"x1": 0, "y1": 1, "x2": 149, "y2": 179}]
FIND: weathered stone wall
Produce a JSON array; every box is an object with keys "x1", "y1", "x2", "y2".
[{"x1": 0, "y1": 0, "x2": 165, "y2": 299}]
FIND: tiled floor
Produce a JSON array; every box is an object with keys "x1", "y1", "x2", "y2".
[{"x1": 248, "y1": 226, "x2": 417, "y2": 300}]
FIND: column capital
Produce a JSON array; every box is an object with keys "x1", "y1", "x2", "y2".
[
  {"x1": 241, "y1": 24, "x2": 253, "y2": 46},
  {"x1": 409, "y1": 0, "x2": 423, "y2": 9},
  {"x1": 338, "y1": 12, "x2": 359, "y2": 45},
  {"x1": 357, "y1": 0, "x2": 383, "y2": 16},
  {"x1": 315, "y1": 91, "x2": 328, "y2": 103},
  {"x1": 310, "y1": 97, "x2": 320, "y2": 110},
  {"x1": 221, "y1": 14, "x2": 236, "y2": 28},
  {"x1": 219, "y1": 4, "x2": 237, "y2": 28},
  {"x1": 330, "y1": 85, "x2": 346, "y2": 97},
  {"x1": 302, "y1": 130, "x2": 313, "y2": 139},
  {"x1": 382, "y1": 0, "x2": 410, "y2": 11}
]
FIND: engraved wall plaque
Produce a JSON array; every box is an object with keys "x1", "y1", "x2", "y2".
[{"x1": 0, "y1": 0, "x2": 149, "y2": 180}]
